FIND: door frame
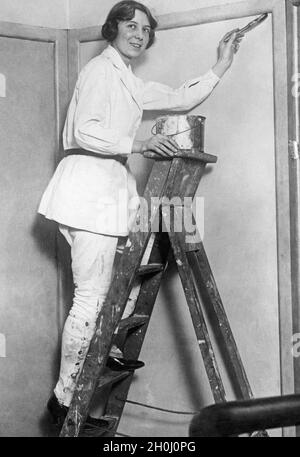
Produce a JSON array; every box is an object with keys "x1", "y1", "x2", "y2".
[{"x1": 68, "y1": 1, "x2": 300, "y2": 421}]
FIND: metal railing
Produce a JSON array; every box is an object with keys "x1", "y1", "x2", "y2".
[{"x1": 189, "y1": 395, "x2": 300, "y2": 437}]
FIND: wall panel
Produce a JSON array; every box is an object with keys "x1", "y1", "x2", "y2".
[{"x1": 0, "y1": 24, "x2": 68, "y2": 436}]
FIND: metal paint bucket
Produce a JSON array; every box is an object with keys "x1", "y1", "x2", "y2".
[{"x1": 154, "y1": 114, "x2": 206, "y2": 151}]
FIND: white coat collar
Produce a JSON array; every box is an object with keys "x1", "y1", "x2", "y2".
[
  {"x1": 102, "y1": 44, "x2": 132, "y2": 72},
  {"x1": 102, "y1": 45, "x2": 142, "y2": 112}
]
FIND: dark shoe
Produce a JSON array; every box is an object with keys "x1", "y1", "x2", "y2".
[
  {"x1": 106, "y1": 356, "x2": 145, "y2": 371},
  {"x1": 47, "y1": 394, "x2": 68, "y2": 427},
  {"x1": 47, "y1": 394, "x2": 111, "y2": 429}
]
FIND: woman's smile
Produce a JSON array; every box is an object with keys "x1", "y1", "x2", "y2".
[{"x1": 130, "y1": 42, "x2": 142, "y2": 48}]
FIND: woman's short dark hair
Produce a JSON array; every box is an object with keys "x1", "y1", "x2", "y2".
[{"x1": 102, "y1": 1, "x2": 158, "y2": 49}]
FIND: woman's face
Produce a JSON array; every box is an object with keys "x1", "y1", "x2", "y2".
[{"x1": 112, "y1": 9, "x2": 151, "y2": 65}]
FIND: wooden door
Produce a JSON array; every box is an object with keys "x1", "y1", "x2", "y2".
[
  {"x1": 67, "y1": 0, "x2": 299, "y2": 438},
  {"x1": 0, "y1": 22, "x2": 68, "y2": 436}
]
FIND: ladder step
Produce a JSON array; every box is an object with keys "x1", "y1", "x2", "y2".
[
  {"x1": 97, "y1": 369, "x2": 131, "y2": 389},
  {"x1": 137, "y1": 263, "x2": 164, "y2": 276},
  {"x1": 79, "y1": 415, "x2": 117, "y2": 437},
  {"x1": 118, "y1": 314, "x2": 149, "y2": 332}
]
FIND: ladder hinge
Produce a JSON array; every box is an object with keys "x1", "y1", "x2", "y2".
[{"x1": 289, "y1": 140, "x2": 300, "y2": 160}]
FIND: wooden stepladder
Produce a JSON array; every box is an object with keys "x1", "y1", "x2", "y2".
[{"x1": 59, "y1": 141, "x2": 255, "y2": 437}]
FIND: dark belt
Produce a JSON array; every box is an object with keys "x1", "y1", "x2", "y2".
[{"x1": 64, "y1": 148, "x2": 127, "y2": 165}]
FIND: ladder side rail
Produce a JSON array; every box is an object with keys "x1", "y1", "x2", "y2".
[
  {"x1": 188, "y1": 246, "x2": 253, "y2": 400},
  {"x1": 60, "y1": 160, "x2": 176, "y2": 436},
  {"x1": 165, "y1": 206, "x2": 226, "y2": 403},
  {"x1": 104, "y1": 233, "x2": 171, "y2": 436}
]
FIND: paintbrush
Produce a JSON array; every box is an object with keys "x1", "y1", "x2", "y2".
[{"x1": 224, "y1": 13, "x2": 268, "y2": 42}]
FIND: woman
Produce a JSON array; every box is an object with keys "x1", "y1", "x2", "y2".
[{"x1": 39, "y1": 0, "x2": 241, "y2": 428}]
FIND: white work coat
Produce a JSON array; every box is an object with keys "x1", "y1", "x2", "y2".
[{"x1": 38, "y1": 45, "x2": 220, "y2": 236}]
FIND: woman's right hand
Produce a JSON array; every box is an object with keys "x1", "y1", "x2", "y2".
[
  {"x1": 134, "y1": 134, "x2": 179, "y2": 160},
  {"x1": 212, "y1": 29, "x2": 243, "y2": 78}
]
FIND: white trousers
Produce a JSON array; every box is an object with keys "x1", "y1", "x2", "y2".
[{"x1": 54, "y1": 225, "x2": 119, "y2": 407}]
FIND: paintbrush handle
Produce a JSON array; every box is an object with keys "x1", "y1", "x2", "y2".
[{"x1": 224, "y1": 13, "x2": 268, "y2": 42}]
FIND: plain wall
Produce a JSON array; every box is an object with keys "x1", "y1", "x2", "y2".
[
  {"x1": 0, "y1": 0, "x2": 68, "y2": 28},
  {"x1": 0, "y1": 0, "x2": 260, "y2": 29},
  {"x1": 69, "y1": 0, "x2": 245, "y2": 27}
]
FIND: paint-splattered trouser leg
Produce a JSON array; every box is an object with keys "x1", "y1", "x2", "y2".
[{"x1": 54, "y1": 226, "x2": 118, "y2": 407}]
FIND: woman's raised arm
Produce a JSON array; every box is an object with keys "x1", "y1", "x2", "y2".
[{"x1": 142, "y1": 31, "x2": 242, "y2": 112}]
